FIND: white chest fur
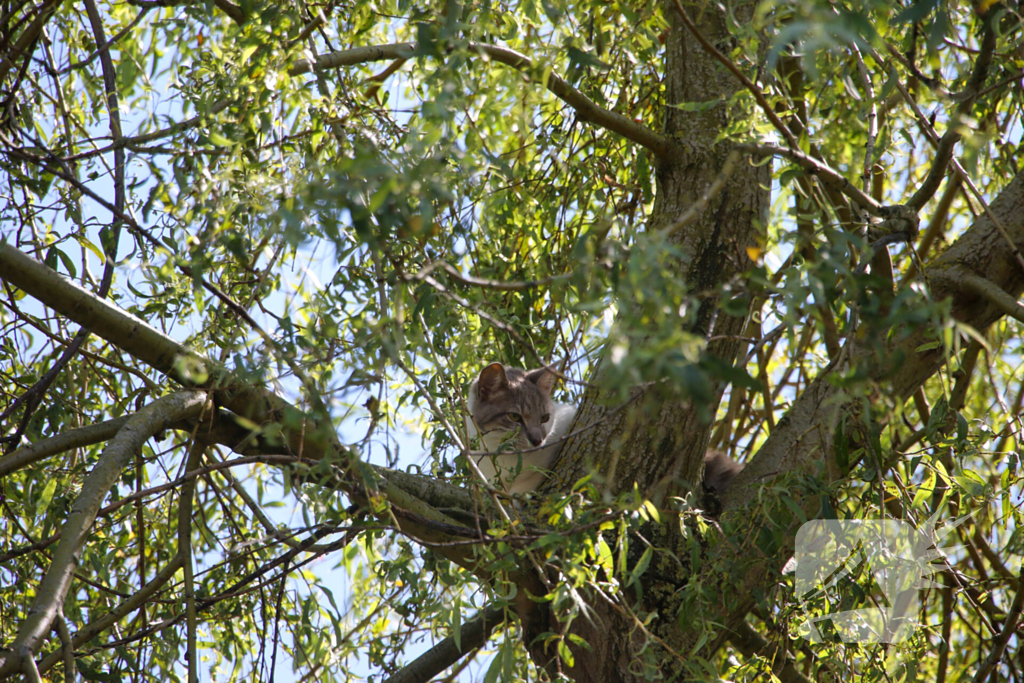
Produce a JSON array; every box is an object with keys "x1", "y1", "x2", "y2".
[{"x1": 465, "y1": 387, "x2": 576, "y2": 494}]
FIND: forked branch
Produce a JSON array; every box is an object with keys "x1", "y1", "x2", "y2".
[{"x1": 0, "y1": 391, "x2": 210, "y2": 678}]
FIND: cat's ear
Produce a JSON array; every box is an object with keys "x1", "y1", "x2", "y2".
[
  {"x1": 526, "y1": 367, "x2": 556, "y2": 396},
  {"x1": 477, "y1": 363, "x2": 510, "y2": 400}
]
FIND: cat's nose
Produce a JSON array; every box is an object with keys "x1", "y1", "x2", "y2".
[{"x1": 528, "y1": 432, "x2": 544, "y2": 447}]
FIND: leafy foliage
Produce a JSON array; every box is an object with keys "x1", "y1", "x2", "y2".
[{"x1": 1, "y1": 0, "x2": 1022, "y2": 681}]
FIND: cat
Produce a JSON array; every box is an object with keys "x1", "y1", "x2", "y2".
[
  {"x1": 703, "y1": 448, "x2": 744, "y2": 493},
  {"x1": 465, "y1": 362, "x2": 744, "y2": 496},
  {"x1": 465, "y1": 362, "x2": 576, "y2": 494}
]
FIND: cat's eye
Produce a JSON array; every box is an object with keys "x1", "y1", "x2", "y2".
[
  {"x1": 541, "y1": 413, "x2": 550, "y2": 423},
  {"x1": 507, "y1": 412, "x2": 522, "y2": 423}
]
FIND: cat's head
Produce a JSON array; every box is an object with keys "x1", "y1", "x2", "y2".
[{"x1": 467, "y1": 363, "x2": 556, "y2": 449}]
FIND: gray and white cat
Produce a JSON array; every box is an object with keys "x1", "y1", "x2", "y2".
[
  {"x1": 465, "y1": 363, "x2": 576, "y2": 494},
  {"x1": 465, "y1": 363, "x2": 744, "y2": 495}
]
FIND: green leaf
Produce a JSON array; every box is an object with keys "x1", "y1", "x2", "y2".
[
  {"x1": 77, "y1": 660, "x2": 120, "y2": 683},
  {"x1": 912, "y1": 470, "x2": 936, "y2": 511},
  {"x1": 642, "y1": 499, "x2": 661, "y2": 524},
  {"x1": 781, "y1": 495, "x2": 807, "y2": 523},
  {"x1": 557, "y1": 638, "x2": 575, "y2": 667},
  {"x1": 834, "y1": 415, "x2": 850, "y2": 472},
  {"x1": 76, "y1": 236, "x2": 106, "y2": 265},
  {"x1": 482, "y1": 649, "x2": 503, "y2": 683},
  {"x1": 565, "y1": 46, "x2": 611, "y2": 71},
  {"x1": 626, "y1": 547, "x2": 653, "y2": 588},
  {"x1": 669, "y1": 98, "x2": 723, "y2": 113},
  {"x1": 36, "y1": 478, "x2": 58, "y2": 519},
  {"x1": 208, "y1": 131, "x2": 235, "y2": 147},
  {"x1": 926, "y1": 396, "x2": 949, "y2": 441}
]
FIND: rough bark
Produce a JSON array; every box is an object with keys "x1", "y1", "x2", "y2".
[
  {"x1": 702, "y1": 168, "x2": 1024, "y2": 651},
  {"x1": 548, "y1": 0, "x2": 769, "y2": 502},
  {"x1": 538, "y1": 169, "x2": 1024, "y2": 683},
  {"x1": 527, "y1": 1, "x2": 771, "y2": 680},
  {"x1": 525, "y1": 0, "x2": 1024, "y2": 677}
]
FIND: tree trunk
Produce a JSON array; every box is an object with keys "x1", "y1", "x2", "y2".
[
  {"x1": 549, "y1": 0, "x2": 769, "y2": 501},
  {"x1": 528, "y1": 1, "x2": 771, "y2": 680}
]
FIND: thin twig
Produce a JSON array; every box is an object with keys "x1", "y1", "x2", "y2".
[
  {"x1": 60, "y1": 8, "x2": 150, "y2": 74},
  {"x1": 851, "y1": 44, "x2": 878, "y2": 194},
  {"x1": 0, "y1": 0, "x2": 127, "y2": 450},
  {"x1": 671, "y1": 0, "x2": 798, "y2": 148},
  {"x1": 291, "y1": 42, "x2": 672, "y2": 156},
  {"x1": 972, "y1": 570, "x2": 1024, "y2": 683},
  {"x1": 410, "y1": 260, "x2": 570, "y2": 292},
  {"x1": 735, "y1": 143, "x2": 881, "y2": 216},
  {"x1": 404, "y1": 270, "x2": 550, "y2": 370}
]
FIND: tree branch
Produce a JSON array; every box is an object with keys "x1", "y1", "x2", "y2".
[
  {"x1": 713, "y1": 167, "x2": 1024, "y2": 653},
  {"x1": 179, "y1": 441, "x2": 205, "y2": 683},
  {"x1": 0, "y1": 0, "x2": 127, "y2": 452},
  {"x1": 34, "y1": 454, "x2": 295, "y2": 675},
  {"x1": 671, "y1": 0, "x2": 798, "y2": 148},
  {"x1": 877, "y1": 15, "x2": 997, "y2": 214},
  {"x1": 959, "y1": 272, "x2": 1024, "y2": 325},
  {"x1": 383, "y1": 606, "x2": 506, "y2": 683},
  {"x1": 53, "y1": 613, "x2": 74, "y2": 683},
  {"x1": 0, "y1": 391, "x2": 210, "y2": 678},
  {"x1": 971, "y1": 570, "x2": 1024, "y2": 683},
  {"x1": 0, "y1": 415, "x2": 131, "y2": 479},
  {"x1": 735, "y1": 142, "x2": 882, "y2": 216},
  {"x1": 0, "y1": 0, "x2": 61, "y2": 84},
  {"x1": 408, "y1": 260, "x2": 571, "y2": 292},
  {"x1": 727, "y1": 621, "x2": 812, "y2": 683},
  {"x1": 289, "y1": 42, "x2": 672, "y2": 157},
  {"x1": 0, "y1": 242, "x2": 490, "y2": 572},
  {"x1": 125, "y1": 0, "x2": 244, "y2": 23}
]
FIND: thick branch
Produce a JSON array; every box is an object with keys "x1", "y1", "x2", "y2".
[
  {"x1": 0, "y1": 241, "x2": 205, "y2": 382},
  {"x1": 0, "y1": 241, "x2": 329, "y2": 467},
  {"x1": 959, "y1": 272, "x2": 1024, "y2": 324},
  {"x1": 383, "y1": 606, "x2": 506, "y2": 683},
  {"x1": 0, "y1": 242, "x2": 488, "y2": 571},
  {"x1": 0, "y1": 391, "x2": 209, "y2": 677},
  {"x1": 289, "y1": 42, "x2": 671, "y2": 157},
  {"x1": 713, "y1": 167, "x2": 1024, "y2": 652},
  {"x1": 0, "y1": 416, "x2": 130, "y2": 479}
]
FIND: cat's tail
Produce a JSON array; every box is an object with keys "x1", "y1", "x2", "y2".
[{"x1": 704, "y1": 449, "x2": 743, "y2": 493}]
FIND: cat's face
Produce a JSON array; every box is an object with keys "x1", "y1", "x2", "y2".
[{"x1": 469, "y1": 363, "x2": 555, "y2": 450}]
